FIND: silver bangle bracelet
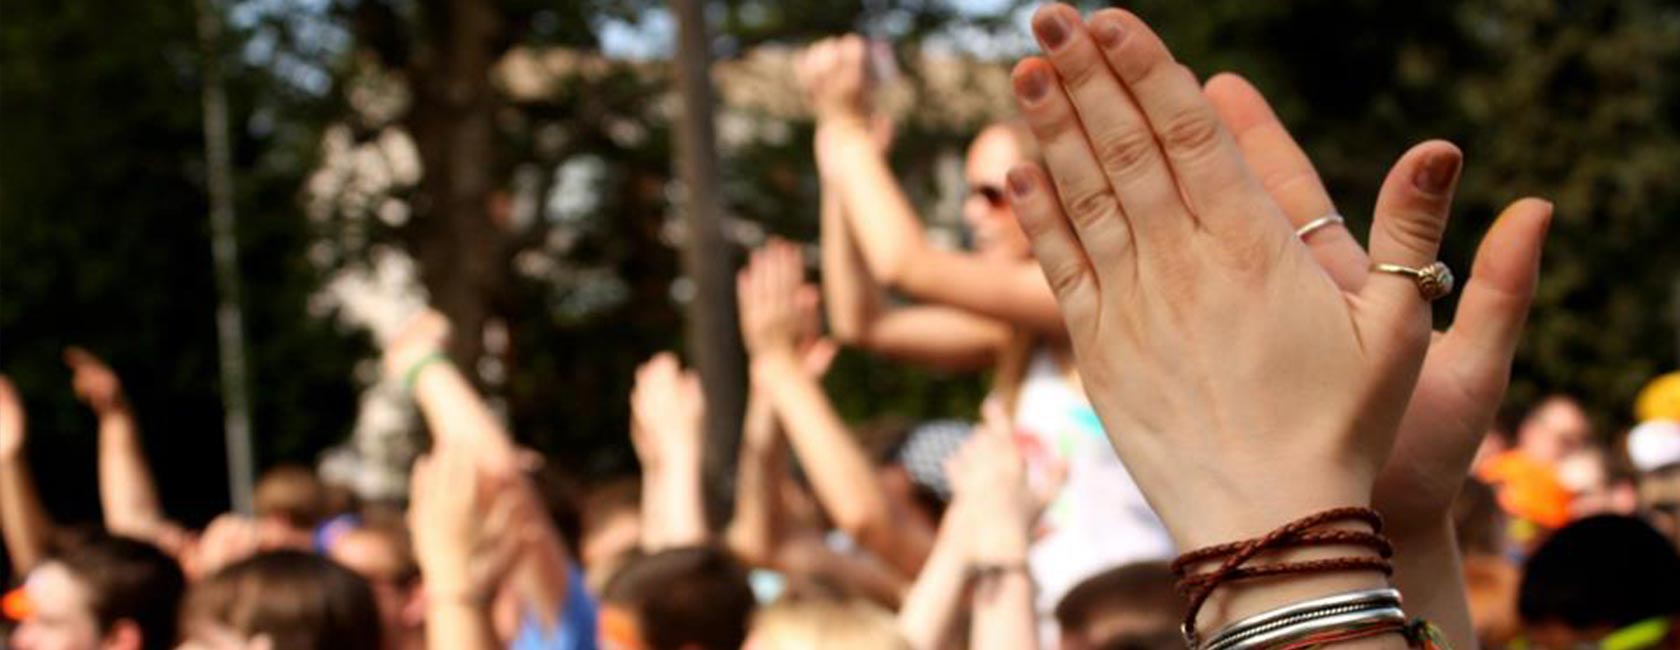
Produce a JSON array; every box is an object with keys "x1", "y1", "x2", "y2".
[
  {"x1": 1219, "y1": 606, "x2": 1407, "y2": 650},
  {"x1": 1193, "y1": 588, "x2": 1403, "y2": 650}
]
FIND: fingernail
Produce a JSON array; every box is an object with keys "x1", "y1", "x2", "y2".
[
  {"x1": 1413, "y1": 150, "x2": 1461, "y2": 194},
  {"x1": 1016, "y1": 67, "x2": 1050, "y2": 104},
  {"x1": 1037, "y1": 12, "x2": 1070, "y2": 50},
  {"x1": 1008, "y1": 167, "x2": 1034, "y2": 198},
  {"x1": 1092, "y1": 19, "x2": 1125, "y2": 50}
]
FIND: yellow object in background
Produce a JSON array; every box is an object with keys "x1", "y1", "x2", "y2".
[{"x1": 1635, "y1": 372, "x2": 1680, "y2": 422}]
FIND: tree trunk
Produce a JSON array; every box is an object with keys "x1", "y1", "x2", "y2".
[
  {"x1": 195, "y1": 0, "x2": 256, "y2": 514},
  {"x1": 671, "y1": 0, "x2": 745, "y2": 523},
  {"x1": 406, "y1": 0, "x2": 502, "y2": 371}
]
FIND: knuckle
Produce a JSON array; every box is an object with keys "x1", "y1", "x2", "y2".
[
  {"x1": 1063, "y1": 186, "x2": 1122, "y2": 228},
  {"x1": 1093, "y1": 127, "x2": 1160, "y2": 180},
  {"x1": 1158, "y1": 108, "x2": 1224, "y2": 159}
]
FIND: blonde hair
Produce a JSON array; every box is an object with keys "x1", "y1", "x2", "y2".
[{"x1": 750, "y1": 597, "x2": 911, "y2": 650}]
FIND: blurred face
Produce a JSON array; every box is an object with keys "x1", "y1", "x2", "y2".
[
  {"x1": 1519, "y1": 399, "x2": 1592, "y2": 465},
  {"x1": 329, "y1": 529, "x2": 420, "y2": 649},
  {"x1": 12, "y1": 563, "x2": 101, "y2": 650},
  {"x1": 962, "y1": 125, "x2": 1032, "y2": 262}
]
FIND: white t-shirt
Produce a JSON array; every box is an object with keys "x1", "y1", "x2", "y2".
[{"x1": 1012, "y1": 348, "x2": 1174, "y2": 634}]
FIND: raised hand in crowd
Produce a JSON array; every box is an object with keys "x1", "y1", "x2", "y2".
[
  {"x1": 0, "y1": 375, "x2": 54, "y2": 573},
  {"x1": 65, "y1": 347, "x2": 186, "y2": 553},
  {"x1": 408, "y1": 451, "x2": 526, "y2": 650},
  {"x1": 739, "y1": 239, "x2": 935, "y2": 577},
  {"x1": 1005, "y1": 3, "x2": 1546, "y2": 643},
  {"x1": 384, "y1": 309, "x2": 519, "y2": 478},
  {"x1": 629, "y1": 351, "x2": 710, "y2": 550},
  {"x1": 1201, "y1": 71, "x2": 1551, "y2": 647},
  {"x1": 948, "y1": 401, "x2": 1040, "y2": 650}
]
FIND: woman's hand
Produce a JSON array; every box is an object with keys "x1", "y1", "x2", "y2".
[
  {"x1": 628, "y1": 352, "x2": 705, "y2": 473},
  {"x1": 65, "y1": 347, "x2": 127, "y2": 415},
  {"x1": 408, "y1": 453, "x2": 524, "y2": 606},
  {"x1": 738, "y1": 239, "x2": 821, "y2": 367},
  {"x1": 1009, "y1": 3, "x2": 1455, "y2": 550},
  {"x1": 796, "y1": 35, "x2": 871, "y2": 125},
  {"x1": 945, "y1": 402, "x2": 1035, "y2": 564},
  {"x1": 1200, "y1": 73, "x2": 1552, "y2": 536}
]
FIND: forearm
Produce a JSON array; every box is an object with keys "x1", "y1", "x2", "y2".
[
  {"x1": 96, "y1": 407, "x2": 165, "y2": 536},
  {"x1": 0, "y1": 455, "x2": 53, "y2": 572},
  {"x1": 754, "y1": 353, "x2": 898, "y2": 561},
  {"x1": 1390, "y1": 520, "x2": 1474, "y2": 650},
  {"x1": 897, "y1": 504, "x2": 972, "y2": 650},
  {"x1": 411, "y1": 363, "x2": 517, "y2": 469},
  {"x1": 970, "y1": 570, "x2": 1039, "y2": 650},
  {"x1": 819, "y1": 170, "x2": 887, "y2": 345},
  {"x1": 641, "y1": 456, "x2": 708, "y2": 551},
  {"x1": 726, "y1": 393, "x2": 787, "y2": 566},
  {"x1": 426, "y1": 600, "x2": 499, "y2": 650},
  {"x1": 816, "y1": 118, "x2": 928, "y2": 286}
]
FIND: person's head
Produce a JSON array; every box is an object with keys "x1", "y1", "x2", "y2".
[
  {"x1": 1054, "y1": 561, "x2": 1182, "y2": 650},
  {"x1": 252, "y1": 465, "x2": 328, "y2": 546},
  {"x1": 326, "y1": 513, "x2": 423, "y2": 650},
  {"x1": 10, "y1": 535, "x2": 185, "y2": 650},
  {"x1": 963, "y1": 120, "x2": 1038, "y2": 262},
  {"x1": 743, "y1": 597, "x2": 909, "y2": 650},
  {"x1": 598, "y1": 546, "x2": 755, "y2": 650},
  {"x1": 1518, "y1": 515, "x2": 1680, "y2": 649},
  {"x1": 179, "y1": 550, "x2": 382, "y2": 650},
  {"x1": 1517, "y1": 396, "x2": 1593, "y2": 465}
]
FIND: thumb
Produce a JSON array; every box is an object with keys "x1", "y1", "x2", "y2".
[
  {"x1": 1439, "y1": 198, "x2": 1552, "y2": 383},
  {"x1": 1359, "y1": 141, "x2": 1461, "y2": 340}
]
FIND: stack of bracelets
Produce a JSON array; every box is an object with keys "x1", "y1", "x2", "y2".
[{"x1": 1170, "y1": 508, "x2": 1451, "y2": 650}]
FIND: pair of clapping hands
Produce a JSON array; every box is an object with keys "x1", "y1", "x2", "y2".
[{"x1": 807, "y1": 3, "x2": 1548, "y2": 644}]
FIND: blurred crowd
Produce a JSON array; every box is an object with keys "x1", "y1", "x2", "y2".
[{"x1": 5, "y1": 9, "x2": 1680, "y2": 650}]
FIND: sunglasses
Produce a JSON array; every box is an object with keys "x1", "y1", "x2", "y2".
[{"x1": 970, "y1": 184, "x2": 1009, "y2": 208}]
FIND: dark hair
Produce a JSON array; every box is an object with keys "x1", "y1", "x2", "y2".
[
  {"x1": 1518, "y1": 515, "x2": 1680, "y2": 629},
  {"x1": 601, "y1": 545, "x2": 755, "y2": 650},
  {"x1": 56, "y1": 534, "x2": 185, "y2": 650},
  {"x1": 182, "y1": 550, "x2": 382, "y2": 650},
  {"x1": 1055, "y1": 561, "x2": 1182, "y2": 650},
  {"x1": 253, "y1": 465, "x2": 329, "y2": 530}
]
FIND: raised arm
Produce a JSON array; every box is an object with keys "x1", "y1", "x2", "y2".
[
  {"x1": 629, "y1": 353, "x2": 710, "y2": 551},
  {"x1": 725, "y1": 389, "x2": 789, "y2": 568},
  {"x1": 410, "y1": 452, "x2": 523, "y2": 650},
  {"x1": 953, "y1": 404, "x2": 1039, "y2": 650},
  {"x1": 895, "y1": 494, "x2": 974, "y2": 650},
  {"x1": 0, "y1": 376, "x2": 53, "y2": 573},
  {"x1": 799, "y1": 35, "x2": 1064, "y2": 335},
  {"x1": 739, "y1": 240, "x2": 933, "y2": 576},
  {"x1": 801, "y1": 43, "x2": 1013, "y2": 371},
  {"x1": 384, "y1": 311, "x2": 519, "y2": 476},
  {"x1": 63, "y1": 348, "x2": 168, "y2": 542}
]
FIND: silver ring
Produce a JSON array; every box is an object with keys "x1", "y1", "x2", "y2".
[
  {"x1": 1371, "y1": 261, "x2": 1455, "y2": 301},
  {"x1": 1296, "y1": 213, "x2": 1345, "y2": 239}
]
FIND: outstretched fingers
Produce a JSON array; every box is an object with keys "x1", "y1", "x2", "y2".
[{"x1": 1203, "y1": 72, "x2": 1369, "y2": 290}]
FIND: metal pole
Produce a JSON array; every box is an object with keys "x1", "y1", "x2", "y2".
[
  {"x1": 670, "y1": 0, "x2": 745, "y2": 523},
  {"x1": 195, "y1": 0, "x2": 257, "y2": 514}
]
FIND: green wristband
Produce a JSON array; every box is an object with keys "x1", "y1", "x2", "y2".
[{"x1": 402, "y1": 351, "x2": 451, "y2": 392}]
